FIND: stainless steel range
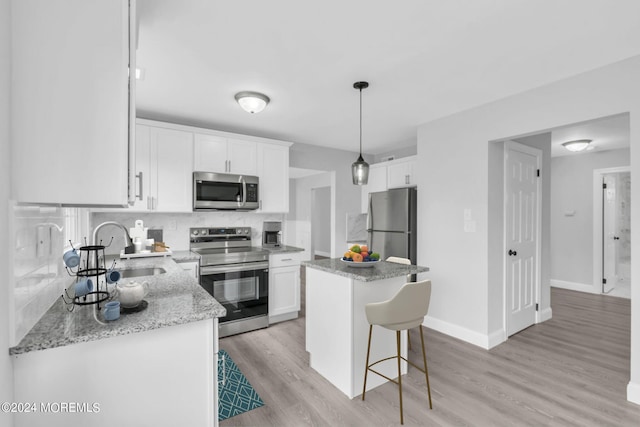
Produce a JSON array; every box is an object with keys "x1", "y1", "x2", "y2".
[{"x1": 190, "y1": 227, "x2": 269, "y2": 337}]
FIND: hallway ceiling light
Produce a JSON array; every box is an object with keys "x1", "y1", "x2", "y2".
[
  {"x1": 235, "y1": 91, "x2": 270, "y2": 114},
  {"x1": 562, "y1": 139, "x2": 592, "y2": 152},
  {"x1": 351, "y1": 81, "x2": 370, "y2": 185}
]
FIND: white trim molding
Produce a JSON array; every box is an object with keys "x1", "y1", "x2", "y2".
[
  {"x1": 628, "y1": 381, "x2": 640, "y2": 405},
  {"x1": 424, "y1": 316, "x2": 501, "y2": 350}
]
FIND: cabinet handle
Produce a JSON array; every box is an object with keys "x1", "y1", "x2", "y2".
[
  {"x1": 136, "y1": 172, "x2": 143, "y2": 200},
  {"x1": 226, "y1": 160, "x2": 230, "y2": 172},
  {"x1": 405, "y1": 174, "x2": 409, "y2": 185},
  {"x1": 147, "y1": 196, "x2": 151, "y2": 210}
]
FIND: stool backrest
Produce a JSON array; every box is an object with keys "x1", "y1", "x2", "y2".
[
  {"x1": 386, "y1": 256, "x2": 411, "y2": 265},
  {"x1": 365, "y1": 280, "x2": 431, "y2": 330}
]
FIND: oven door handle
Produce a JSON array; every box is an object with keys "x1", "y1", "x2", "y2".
[{"x1": 200, "y1": 262, "x2": 269, "y2": 275}]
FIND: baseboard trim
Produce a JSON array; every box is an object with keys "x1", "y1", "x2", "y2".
[
  {"x1": 423, "y1": 316, "x2": 493, "y2": 350},
  {"x1": 628, "y1": 381, "x2": 640, "y2": 405},
  {"x1": 551, "y1": 279, "x2": 598, "y2": 294},
  {"x1": 314, "y1": 250, "x2": 331, "y2": 257},
  {"x1": 537, "y1": 307, "x2": 553, "y2": 323}
]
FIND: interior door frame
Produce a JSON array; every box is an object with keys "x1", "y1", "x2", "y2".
[
  {"x1": 503, "y1": 140, "x2": 543, "y2": 336},
  {"x1": 593, "y1": 166, "x2": 630, "y2": 294}
]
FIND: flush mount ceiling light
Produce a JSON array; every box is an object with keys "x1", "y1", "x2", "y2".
[
  {"x1": 234, "y1": 91, "x2": 270, "y2": 114},
  {"x1": 352, "y1": 81, "x2": 370, "y2": 185},
  {"x1": 562, "y1": 139, "x2": 592, "y2": 152}
]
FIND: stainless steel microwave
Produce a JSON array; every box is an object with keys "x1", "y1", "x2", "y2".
[{"x1": 193, "y1": 172, "x2": 259, "y2": 211}]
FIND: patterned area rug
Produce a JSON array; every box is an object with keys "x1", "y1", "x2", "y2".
[{"x1": 218, "y1": 349, "x2": 264, "y2": 421}]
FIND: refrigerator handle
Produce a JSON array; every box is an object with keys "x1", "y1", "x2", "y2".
[{"x1": 367, "y1": 194, "x2": 373, "y2": 230}]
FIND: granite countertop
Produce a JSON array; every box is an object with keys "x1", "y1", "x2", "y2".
[
  {"x1": 9, "y1": 256, "x2": 224, "y2": 355},
  {"x1": 262, "y1": 245, "x2": 304, "y2": 254},
  {"x1": 172, "y1": 250, "x2": 201, "y2": 262},
  {"x1": 302, "y1": 258, "x2": 429, "y2": 282}
]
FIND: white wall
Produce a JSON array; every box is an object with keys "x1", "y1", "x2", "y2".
[
  {"x1": 417, "y1": 55, "x2": 640, "y2": 404},
  {"x1": 551, "y1": 148, "x2": 630, "y2": 288},
  {"x1": 290, "y1": 142, "x2": 368, "y2": 257},
  {"x1": 311, "y1": 186, "x2": 331, "y2": 256},
  {"x1": 1, "y1": 0, "x2": 15, "y2": 424}
]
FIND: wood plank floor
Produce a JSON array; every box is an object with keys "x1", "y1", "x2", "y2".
[{"x1": 221, "y1": 278, "x2": 640, "y2": 426}]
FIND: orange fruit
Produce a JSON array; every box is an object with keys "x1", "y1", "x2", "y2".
[
  {"x1": 352, "y1": 253, "x2": 363, "y2": 262},
  {"x1": 360, "y1": 245, "x2": 368, "y2": 253}
]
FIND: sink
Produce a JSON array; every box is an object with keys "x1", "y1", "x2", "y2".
[{"x1": 119, "y1": 267, "x2": 166, "y2": 279}]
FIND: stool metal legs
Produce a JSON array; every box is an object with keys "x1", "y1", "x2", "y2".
[{"x1": 362, "y1": 325, "x2": 433, "y2": 425}]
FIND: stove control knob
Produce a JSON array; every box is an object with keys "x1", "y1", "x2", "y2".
[
  {"x1": 201, "y1": 229, "x2": 208, "y2": 236},
  {"x1": 244, "y1": 228, "x2": 250, "y2": 234},
  {"x1": 192, "y1": 230, "x2": 199, "y2": 236},
  {"x1": 236, "y1": 229, "x2": 242, "y2": 234}
]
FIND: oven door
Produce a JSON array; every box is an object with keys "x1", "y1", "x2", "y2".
[{"x1": 200, "y1": 261, "x2": 269, "y2": 323}]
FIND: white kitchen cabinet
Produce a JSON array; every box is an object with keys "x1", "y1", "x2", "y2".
[
  {"x1": 178, "y1": 261, "x2": 199, "y2": 280},
  {"x1": 257, "y1": 143, "x2": 291, "y2": 213},
  {"x1": 387, "y1": 156, "x2": 416, "y2": 188},
  {"x1": 11, "y1": 0, "x2": 135, "y2": 206},
  {"x1": 194, "y1": 134, "x2": 257, "y2": 175},
  {"x1": 361, "y1": 164, "x2": 387, "y2": 213},
  {"x1": 13, "y1": 319, "x2": 218, "y2": 427},
  {"x1": 269, "y1": 252, "x2": 303, "y2": 323},
  {"x1": 133, "y1": 124, "x2": 193, "y2": 212}
]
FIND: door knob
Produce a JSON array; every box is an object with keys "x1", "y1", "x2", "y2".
[
  {"x1": 613, "y1": 236, "x2": 620, "y2": 240},
  {"x1": 508, "y1": 249, "x2": 517, "y2": 256}
]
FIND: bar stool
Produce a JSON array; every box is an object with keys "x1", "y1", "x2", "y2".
[
  {"x1": 385, "y1": 256, "x2": 414, "y2": 350},
  {"x1": 362, "y1": 279, "x2": 433, "y2": 425}
]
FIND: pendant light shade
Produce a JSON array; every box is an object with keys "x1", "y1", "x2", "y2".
[{"x1": 352, "y1": 81, "x2": 370, "y2": 185}]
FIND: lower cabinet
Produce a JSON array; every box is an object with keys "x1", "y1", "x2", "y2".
[
  {"x1": 12, "y1": 319, "x2": 218, "y2": 427},
  {"x1": 269, "y1": 252, "x2": 303, "y2": 324},
  {"x1": 177, "y1": 260, "x2": 199, "y2": 280}
]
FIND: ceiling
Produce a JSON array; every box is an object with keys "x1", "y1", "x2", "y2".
[
  {"x1": 550, "y1": 114, "x2": 630, "y2": 157},
  {"x1": 135, "y1": 0, "x2": 640, "y2": 155}
]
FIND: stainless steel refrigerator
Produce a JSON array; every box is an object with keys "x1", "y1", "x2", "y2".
[{"x1": 367, "y1": 187, "x2": 417, "y2": 264}]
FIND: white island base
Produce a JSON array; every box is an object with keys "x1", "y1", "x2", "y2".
[{"x1": 305, "y1": 267, "x2": 409, "y2": 399}]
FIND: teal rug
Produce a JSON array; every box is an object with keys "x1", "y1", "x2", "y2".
[{"x1": 218, "y1": 349, "x2": 264, "y2": 421}]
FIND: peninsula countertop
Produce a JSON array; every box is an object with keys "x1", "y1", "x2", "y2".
[
  {"x1": 10, "y1": 255, "x2": 225, "y2": 355},
  {"x1": 302, "y1": 258, "x2": 429, "y2": 282}
]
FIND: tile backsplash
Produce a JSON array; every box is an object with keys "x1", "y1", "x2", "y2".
[
  {"x1": 10, "y1": 204, "x2": 78, "y2": 345},
  {"x1": 91, "y1": 211, "x2": 285, "y2": 256}
]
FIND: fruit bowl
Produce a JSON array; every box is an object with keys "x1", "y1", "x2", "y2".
[{"x1": 340, "y1": 258, "x2": 380, "y2": 268}]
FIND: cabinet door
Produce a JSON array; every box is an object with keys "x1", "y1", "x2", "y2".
[
  {"x1": 131, "y1": 124, "x2": 151, "y2": 210},
  {"x1": 150, "y1": 127, "x2": 194, "y2": 212},
  {"x1": 269, "y1": 266, "x2": 300, "y2": 320},
  {"x1": 178, "y1": 261, "x2": 199, "y2": 280},
  {"x1": 387, "y1": 159, "x2": 415, "y2": 189},
  {"x1": 193, "y1": 134, "x2": 228, "y2": 173},
  {"x1": 361, "y1": 166, "x2": 387, "y2": 213},
  {"x1": 12, "y1": 0, "x2": 132, "y2": 206},
  {"x1": 257, "y1": 144, "x2": 289, "y2": 212},
  {"x1": 227, "y1": 138, "x2": 257, "y2": 175}
]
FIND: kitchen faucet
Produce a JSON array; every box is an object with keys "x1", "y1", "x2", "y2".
[{"x1": 92, "y1": 221, "x2": 134, "y2": 252}]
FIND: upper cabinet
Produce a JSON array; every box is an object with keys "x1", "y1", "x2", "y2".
[
  {"x1": 360, "y1": 165, "x2": 387, "y2": 213},
  {"x1": 11, "y1": 0, "x2": 135, "y2": 206},
  {"x1": 387, "y1": 156, "x2": 416, "y2": 189},
  {"x1": 132, "y1": 123, "x2": 193, "y2": 212},
  {"x1": 194, "y1": 134, "x2": 257, "y2": 176},
  {"x1": 257, "y1": 143, "x2": 290, "y2": 213},
  {"x1": 360, "y1": 156, "x2": 417, "y2": 213},
  {"x1": 132, "y1": 119, "x2": 291, "y2": 213}
]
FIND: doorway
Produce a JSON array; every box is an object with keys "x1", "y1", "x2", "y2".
[
  {"x1": 595, "y1": 168, "x2": 631, "y2": 298},
  {"x1": 311, "y1": 186, "x2": 331, "y2": 259}
]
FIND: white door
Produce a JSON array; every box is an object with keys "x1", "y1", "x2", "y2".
[
  {"x1": 504, "y1": 141, "x2": 541, "y2": 336},
  {"x1": 602, "y1": 174, "x2": 618, "y2": 293}
]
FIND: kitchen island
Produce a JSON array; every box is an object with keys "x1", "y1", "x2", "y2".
[
  {"x1": 9, "y1": 253, "x2": 225, "y2": 427},
  {"x1": 303, "y1": 258, "x2": 429, "y2": 399}
]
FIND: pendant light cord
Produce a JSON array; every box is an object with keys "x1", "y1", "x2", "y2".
[{"x1": 359, "y1": 87, "x2": 363, "y2": 156}]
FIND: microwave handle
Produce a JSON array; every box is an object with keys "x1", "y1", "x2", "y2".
[{"x1": 240, "y1": 177, "x2": 247, "y2": 207}]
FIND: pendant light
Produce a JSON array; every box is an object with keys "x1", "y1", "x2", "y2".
[{"x1": 352, "y1": 81, "x2": 370, "y2": 185}]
